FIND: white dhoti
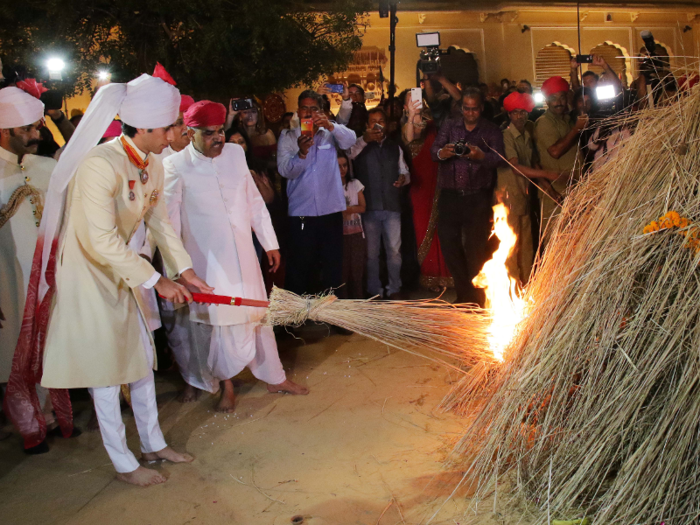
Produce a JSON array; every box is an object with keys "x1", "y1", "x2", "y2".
[
  {"x1": 167, "y1": 305, "x2": 286, "y2": 392},
  {"x1": 89, "y1": 309, "x2": 166, "y2": 473}
]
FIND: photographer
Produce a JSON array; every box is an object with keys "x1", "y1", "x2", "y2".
[
  {"x1": 430, "y1": 87, "x2": 505, "y2": 306},
  {"x1": 349, "y1": 107, "x2": 410, "y2": 299},
  {"x1": 569, "y1": 54, "x2": 622, "y2": 94},
  {"x1": 335, "y1": 84, "x2": 368, "y2": 138},
  {"x1": 422, "y1": 73, "x2": 462, "y2": 129}
]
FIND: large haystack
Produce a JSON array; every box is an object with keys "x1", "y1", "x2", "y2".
[{"x1": 452, "y1": 84, "x2": 700, "y2": 524}]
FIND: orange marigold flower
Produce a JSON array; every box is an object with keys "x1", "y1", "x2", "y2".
[
  {"x1": 668, "y1": 211, "x2": 681, "y2": 227},
  {"x1": 679, "y1": 217, "x2": 690, "y2": 229}
]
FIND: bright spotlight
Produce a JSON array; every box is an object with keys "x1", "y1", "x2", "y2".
[
  {"x1": 47, "y1": 57, "x2": 65, "y2": 80},
  {"x1": 534, "y1": 92, "x2": 545, "y2": 105},
  {"x1": 596, "y1": 84, "x2": 616, "y2": 101},
  {"x1": 97, "y1": 71, "x2": 110, "y2": 81},
  {"x1": 47, "y1": 58, "x2": 65, "y2": 72}
]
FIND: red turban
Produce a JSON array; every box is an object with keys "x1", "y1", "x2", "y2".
[
  {"x1": 16, "y1": 79, "x2": 48, "y2": 100},
  {"x1": 152, "y1": 62, "x2": 176, "y2": 86},
  {"x1": 184, "y1": 100, "x2": 226, "y2": 128},
  {"x1": 541, "y1": 76, "x2": 570, "y2": 98},
  {"x1": 503, "y1": 92, "x2": 535, "y2": 113},
  {"x1": 179, "y1": 94, "x2": 195, "y2": 113}
]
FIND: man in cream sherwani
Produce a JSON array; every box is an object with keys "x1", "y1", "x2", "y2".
[
  {"x1": 40, "y1": 74, "x2": 213, "y2": 487},
  {"x1": 0, "y1": 83, "x2": 64, "y2": 449},
  {"x1": 163, "y1": 100, "x2": 308, "y2": 412}
]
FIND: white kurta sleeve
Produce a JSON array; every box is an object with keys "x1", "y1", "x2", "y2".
[
  {"x1": 163, "y1": 160, "x2": 184, "y2": 238},
  {"x1": 145, "y1": 163, "x2": 192, "y2": 279}
]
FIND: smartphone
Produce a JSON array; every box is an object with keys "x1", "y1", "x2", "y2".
[
  {"x1": 410, "y1": 87, "x2": 423, "y2": 109},
  {"x1": 40, "y1": 91, "x2": 64, "y2": 111},
  {"x1": 576, "y1": 54, "x2": 593, "y2": 64},
  {"x1": 232, "y1": 98, "x2": 254, "y2": 111},
  {"x1": 326, "y1": 83, "x2": 344, "y2": 94},
  {"x1": 373, "y1": 123, "x2": 384, "y2": 131},
  {"x1": 300, "y1": 118, "x2": 313, "y2": 137}
]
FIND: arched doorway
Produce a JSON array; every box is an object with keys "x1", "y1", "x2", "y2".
[{"x1": 535, "y1": 42, "x2": 575, "y2": 88}]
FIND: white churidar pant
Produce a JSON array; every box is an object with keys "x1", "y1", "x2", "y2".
[{"x1": 88, "y1": 313, "x2": 166, "y2": 473}]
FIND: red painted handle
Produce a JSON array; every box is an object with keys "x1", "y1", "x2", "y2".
[{"x1": 159, "y1": 293, "x2": 270, "y2": 308}]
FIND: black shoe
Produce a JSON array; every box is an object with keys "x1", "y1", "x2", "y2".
[
  {"x1": 24, "y1": 440, "x2": 50, "y2": 455},
  {"x1": 48, "y1": 425, "x2": 82, "y2": 438}
]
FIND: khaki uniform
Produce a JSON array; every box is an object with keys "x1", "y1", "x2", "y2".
[
  {"x1": 41, "y1": 136, "x2": 192, "y2": 389},
  {"x1": 498, "y1": 123, "x2": 535, "y2": 284},
  {"x1": 534, "y1": 110, "x2": 581, "y2": 236}
]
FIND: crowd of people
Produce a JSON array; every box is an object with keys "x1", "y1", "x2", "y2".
[{"x1": 0, "y1": 51, "x2": 694, "y2": 486}]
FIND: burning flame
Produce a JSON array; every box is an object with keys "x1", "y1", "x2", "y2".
[{"x1": 472, "y1": 203, "x2": 526, "y2": 362}]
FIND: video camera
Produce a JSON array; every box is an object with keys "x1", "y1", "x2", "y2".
[
  {"x1": 639, "y1": 30, "x2": 669, "y2": 82},
  {"x1": 416, "y1": 32, "x2": 442, "y2": 74}
]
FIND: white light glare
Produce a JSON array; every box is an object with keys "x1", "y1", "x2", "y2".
[
  {"x1": 534, "y1": 92, "x2": 545, "y2": 104},
  {"x1": 47, "y1": 58, "x2": 65, "y2": 73},
  {"x1": 596, "y1": 84, "x2": 616, "y2": 101},
  {"x1": 98, "y1": 71, "x2": 110, "y2": 80}
]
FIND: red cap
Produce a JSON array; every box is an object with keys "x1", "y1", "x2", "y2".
[
  {"x1": 153, "y1": 62, "x2": 177, "y2": 86},
  {"x1": 180, "y1": 94, "x2": 195, "y2": 113},
  {"x1": 541, "y1": 76, "x2": 570, "y2": 98},
  {"x1": 184, "y1": 100, "x2": 227, "y2": 128},
  {"x1": 503, "y1": 92, "x2": 535, "y2": 113},
  {"x1": 102, "y1": 119, "x2": 122, "y2": 139},
  {"x1": 16, "y1": 79, "x2": 48, "y2": 100}
]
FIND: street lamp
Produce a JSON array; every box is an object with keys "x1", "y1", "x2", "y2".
[{"x1": 47, "y1": 58, "x2": 65, "y2": 81}]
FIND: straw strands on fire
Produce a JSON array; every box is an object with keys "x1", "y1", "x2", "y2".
[{"x1": 442, "y1": 77, "x2": 700, "y2": 524}]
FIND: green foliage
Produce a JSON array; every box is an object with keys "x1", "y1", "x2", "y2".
[{"x1": 0, "y1": 0, "x2": 370, "y2": 100}]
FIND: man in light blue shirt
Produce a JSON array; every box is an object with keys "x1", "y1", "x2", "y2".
[{"x1": 277, "y1": 90, "x2": 356, "y2": 296}]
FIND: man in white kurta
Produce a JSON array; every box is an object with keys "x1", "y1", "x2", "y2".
[
  {"x1": 0, "y1": 85, "x2": 58, "y2": 446},
  {"x1": 163, "y1": 100, "x2": 308, "y2": 412},
  {"x1": 40, "y1": 74, "x2": 212, "y2": 487}
]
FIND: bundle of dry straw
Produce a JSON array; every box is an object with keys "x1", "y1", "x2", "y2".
[
  {"x1": 264, "y1": 287, "x2": 494, "y2": 369},
  {"x1": 446, "y1": 81, "x2": 700, "y2": 524}
]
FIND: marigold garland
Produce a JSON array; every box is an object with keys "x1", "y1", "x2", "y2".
[{"x1": 643, "y1": 211, "x2": 700, "y2": 253}]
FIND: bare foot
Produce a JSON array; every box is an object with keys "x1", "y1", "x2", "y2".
[
  {"x1": 116, "y1": 466, "x2": 166, "y2": 487},
  {"x1": 215, "y1": 379, "x2": 236, "y2": 413},
  {"x1": 176, "y1": 384, "x2": 201, "y2": 403},
  {"x1": 142, "y1": 446, "x2": 194, "y2": 464},
  {"x1": 87, "y1": 408, "x2": 100, "y2": 432},
  {"x1": 267, "y1": 379, "x2": 309, "y2": 395}
]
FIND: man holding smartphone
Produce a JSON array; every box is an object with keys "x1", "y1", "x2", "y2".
[
  {"x1": 348, "y1": 108, "x2": 410, "y2": 299},
  {"x1": 431, "y1": 87, "x2": 505, "y2": 307},
  {"x1": 277, "y1": 90, "x2": 356, "y2": 299}
]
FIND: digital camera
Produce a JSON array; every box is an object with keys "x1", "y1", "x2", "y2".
[{"x1": 453, "y1": 140, "x2": 471, "y2": 157}]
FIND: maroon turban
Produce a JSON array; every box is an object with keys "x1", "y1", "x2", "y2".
[
  {"x1": 184, "y1": 100, "x2": 226, "y2": 128},
  {"x1": 541, "y1": 76, "x2": 570, "y2": 98},
  {"x1": 179, "y1": 95, "x2": 195, "y2": 113},
  {"x1": 503, "y1": 92, "x2": 535, "y2": 113}
]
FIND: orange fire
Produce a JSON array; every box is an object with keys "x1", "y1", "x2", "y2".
[{"x1": 472, "y1": 203, "x2": 526, "y2": 362}]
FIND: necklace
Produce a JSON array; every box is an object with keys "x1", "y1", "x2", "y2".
[{"x1": 120, "y1": 136, "x2": 149, "y2": 185}]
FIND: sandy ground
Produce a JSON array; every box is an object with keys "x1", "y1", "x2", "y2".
[{"x1": 0, "y1": 324, "x2": 523, "y2": 525}]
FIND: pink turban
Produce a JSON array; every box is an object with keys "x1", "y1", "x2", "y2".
[
  {"x1": 184, "y1": 100, "x2": 226, "y2": 128},
  {"x1": 503, "y1": 92, "x2": 535, "y2": 113},
  {"x1": 180, "y1": 95, "x2": 195, "y2": 113},
  {"x1": 541, "y1": 76, "x2": 570, "y2": 98}
]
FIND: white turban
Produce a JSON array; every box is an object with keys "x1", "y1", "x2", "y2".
[
  {"x1": 119, "y1": 73, "x2": 180, "y2": 128},
  {"x1": 0, "y1": 86, "x2": 45, "y2": 129},
  {"x1": 35, "y1": 73, "x2": 181, "y2": 300}
]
